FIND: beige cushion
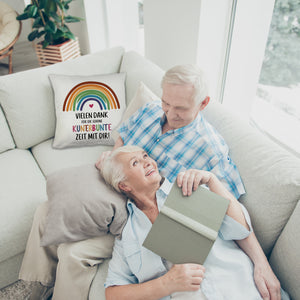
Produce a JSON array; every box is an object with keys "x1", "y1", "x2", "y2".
[
  {"x1": 41, "y1": 164, "x2": 127, "y2": 246},
  {"x1": 202, "y1": 101, "x2": 300, "y2": 256},
  {"x1": 0, "y1": 2, "x2": 20, "y2": 50},
  {"x1": 0, "y1": 47, "x2": 125, "y2": 149},
  {"x1": 0, "y1": 104, "x2": 14, "y2": 153},
  {"x1": 0, "y1": 149, "x2": 47, "y2": 262},
  {"x1": 269, "y1": 201, "x2": 300, "y2": 300}
]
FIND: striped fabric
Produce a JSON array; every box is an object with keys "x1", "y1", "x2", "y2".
[{"x1": 118, "y1": 101, "x2": 245, "y2": 199}]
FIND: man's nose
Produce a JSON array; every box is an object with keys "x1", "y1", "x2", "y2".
[{"x1": 166, "y1": 107, "x2": 176, "y2": 117}]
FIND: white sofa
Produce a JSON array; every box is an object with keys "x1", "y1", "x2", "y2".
[{"x1": 0, "y1": 47, "x2": 299, "y2": 300}]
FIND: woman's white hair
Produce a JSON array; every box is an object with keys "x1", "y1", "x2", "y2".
[
  {"x1": 161, "y1": 64, "x2": 209, "y2": 105},
  {"x1": 100, "y1": 145, "x2": 144, "y2": 193}
]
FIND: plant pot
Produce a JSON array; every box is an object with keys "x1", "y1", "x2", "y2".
[{"x1": 34, "y1": 37, "x2": 80, "y2": 67}]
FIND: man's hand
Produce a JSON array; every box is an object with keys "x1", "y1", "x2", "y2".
[
  {"x1": 176, "y1": 169, "x2": 213, "y2": 196},
  {"x1": 95, "y1": 151, "x2": 112, "y2": 170},
  {"x1": 254, "y1": 263, "x2": 281, "y2": 300},
  {"x1": 161, "y1": 264, "x2": 205, "y2": 294}
]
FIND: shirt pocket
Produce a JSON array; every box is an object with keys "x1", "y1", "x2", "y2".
[{"x1": 124, "y1": 243, "x2": 142, "y2": 275}]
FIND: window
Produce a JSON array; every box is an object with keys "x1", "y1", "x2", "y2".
[{"x1": 250, "y1": 0, "x2": 300, "y2": 156}]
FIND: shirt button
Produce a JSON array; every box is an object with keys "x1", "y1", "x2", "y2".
[{"x1": 157, "y1": 138, "x2": 160, "y2": 142}]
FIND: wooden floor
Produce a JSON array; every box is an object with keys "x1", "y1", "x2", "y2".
[{"x1": 0, "y1": 41, "x2": 40, "y2": 76}]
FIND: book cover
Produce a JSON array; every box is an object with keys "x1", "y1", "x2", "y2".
[{"x1": 143, "y1": 184, "x2": 230, "y2": 264}]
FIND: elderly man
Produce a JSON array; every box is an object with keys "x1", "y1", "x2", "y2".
[
  {"x1": 100, "y1": 145, "x2": 287, "y2": 300},
  {"x1": 19, "y1": 65, "x2": 280, "y2": 300}
]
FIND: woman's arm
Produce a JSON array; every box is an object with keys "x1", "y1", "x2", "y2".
[{"x1": 106, "y1": 263, "x2": 205, "y2": 300}]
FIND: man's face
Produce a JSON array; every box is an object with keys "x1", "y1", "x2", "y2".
[
  {"x1": 117, "y1": 150, "x2": 162, "y2": 193},
  {"x1": 161, "y1": 83, "x2": 201, "y2": 129}
]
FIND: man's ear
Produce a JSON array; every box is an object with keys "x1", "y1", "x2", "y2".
[
  {"x1": 118, "y1": 182, "x2": 131, "y2": 193},
  {"x1": 199, "y1": 96, "x2": 210, "y2": 111}
]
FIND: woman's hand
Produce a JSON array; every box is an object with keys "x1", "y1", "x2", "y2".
[
  {"x1": 176, "y1": 169, "x2": 214, "y2": 196},
  {"x1": 160, "y1": 264, "x2": 205, "y2": 294}
]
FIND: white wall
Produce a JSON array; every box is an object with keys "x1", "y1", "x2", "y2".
[
  {"x1": 143, "y1": 0, "x2": 202, "y2": 71},
  {"x1": 82, "y1": 0, "x2": 108, "y2": 53},
  {"x1": 106, "y1": 0, "x2": 140, "y2": 51}
]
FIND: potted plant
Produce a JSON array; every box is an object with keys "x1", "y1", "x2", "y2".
[{"x1": 17, "y1": 0, "x2": 82, "y2": 66}]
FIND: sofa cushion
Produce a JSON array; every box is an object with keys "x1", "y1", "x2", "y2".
[
  {"x1": 0, "y1": 47, "x2": 124, "y2": 150},
  {"x1": 0, "y1": 149, "x2": 47, "y2": 262},
  {"x1": 269, "y1": 200, "x2": 300, "y2": 300},
  {"x1": 31, "y1": 139, "x2": 112, "y2": 176},
  {"x1": 49, "y1": 73, "x2": 126, "y2": 149},
  {"x1": 202, "y1": 101, "x2": 300, "y2": 255},
  {"x1": 0, "y1": 104, "x2": 14, "y2": 153},
  {"x1": 112, "y1": 81, "x2": 160, "y2": 141},
  {"x1": 41, "y1": 164, "x2": 127, "y2": 246},
  {"x1": 120, "y1": 51, "x2": 164, "y2": 106}
]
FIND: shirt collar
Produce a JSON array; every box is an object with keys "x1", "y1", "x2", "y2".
[
  {"x1": 126, "y1": 178, "x2": 173, "y2": 213},
  {"x1": 160, "y1": 112, "x2": 202, "y2": 135}
]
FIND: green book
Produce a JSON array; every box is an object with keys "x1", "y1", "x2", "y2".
[{"x1": 143, "y1": 184, "x2": 230, "y2": 264}]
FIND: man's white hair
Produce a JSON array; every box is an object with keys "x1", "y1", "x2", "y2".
[
  {"x1": 161, "y1": 64, "x2": 209, "y2": 105},
  {"x1": 100, "y1": 145, "x2": 144, "y2": 193}
]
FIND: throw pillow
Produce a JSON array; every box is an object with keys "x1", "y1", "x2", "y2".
[
  {"x1": 111, "y1": 81, "x2": 161, "y2": 141},
  {"x1": 41, "y1": 164, "x2": 128, "y2": 246},
  {"x1": 49, "y1": 73, "x2": 126, "y2": 149}
]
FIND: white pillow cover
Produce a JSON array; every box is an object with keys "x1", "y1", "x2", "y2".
[{"x1": 49, "y1": 73, "x2": 126, "y2": 149}]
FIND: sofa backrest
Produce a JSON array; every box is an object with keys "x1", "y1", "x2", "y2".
[
  {"x1": 203, "y1": 101, "x2": 300, "y2": 255},
  {"x1": 0, "y1": 104, "x2": 15, "y2": 153},
  {"x1": 120, "y1": 51, "x2": 164, "y2": 104},
  {"x1": 0, "y1": 47, "x2": 125, "y2": 150}
]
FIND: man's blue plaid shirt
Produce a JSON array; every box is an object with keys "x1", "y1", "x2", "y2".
[{"x1": 118, "y1": 101, "x2": 245, "y2": 199}]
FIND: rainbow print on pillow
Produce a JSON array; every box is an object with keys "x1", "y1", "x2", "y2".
[
  {"x1": 63, "y1": 81, "x2": 120, "y2": 112},
  {"x1": 49, "y1": 73, "x2": 126, "y2": 149}
]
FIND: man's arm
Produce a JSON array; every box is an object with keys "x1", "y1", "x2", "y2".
[
  {"x1": 176, "y1": 169, "x2": 281, "y2": 300},
  {"x1": 236, "y1": 233, "x2": 281, "y2": 300}
]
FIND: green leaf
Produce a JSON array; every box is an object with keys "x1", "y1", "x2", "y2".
[
  {"x1": 45, "y1": 0, "x2": 58, "y2": 14},
  {"x1": 42, "y1": 40, "x2": 50, "y2": 48},
  {"x1": 53, "y1": 0, "x2": 64, "y2": 10},
  {"x1": 64, "y1": 31, "x2": 75, "y2": 40},
  {"x1": 28, "y1": 5, "x2": 38, "y2": 18},
  {"x1": 64, "y1": 16, "x2": 82, "y2": 23},
  {"x1": 45, "y1": 20, "x2": 57, "y2": 33},
  {"x1": 16, "y1": 12, "x2": 29, "y2": 21},
  {"x1": 37, "y1": 30, "x2": 46, "y2": 38},
  {"x1": 60, "y1": 25, "x2": 69, "y2": 33},
  {"x1": 38, "y1": 0, "x2": 47, "y2": 9},
  {"x1": 32, "y1": 17, "x2": 43, "y2": 28},
  {"x1": 28, "y1": 30, "x2": 39, "y2": 41},
  {"x1": 49, "y1": 11, "x2": 61, "y2": 23},
  {"x1": 44, "y1": 32, "x2": 53, "y2": 42}
]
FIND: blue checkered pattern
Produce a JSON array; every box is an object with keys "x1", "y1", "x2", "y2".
[{"x1": 118, "y1": 101, "x2": 245, "y2": 199}]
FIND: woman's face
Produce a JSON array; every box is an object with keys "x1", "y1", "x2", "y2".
[{"x1": 116, "y1": 150, "x2": 162, "y2": 193}]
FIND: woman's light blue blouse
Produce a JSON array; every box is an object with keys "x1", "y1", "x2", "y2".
[{"x1": 104, "y1": 180, "x2": 269, "y2": 300}]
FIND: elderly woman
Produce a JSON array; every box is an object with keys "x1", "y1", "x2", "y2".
[{"x1": 100, "y1": 145, "x2": 287, "y2": 300}]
